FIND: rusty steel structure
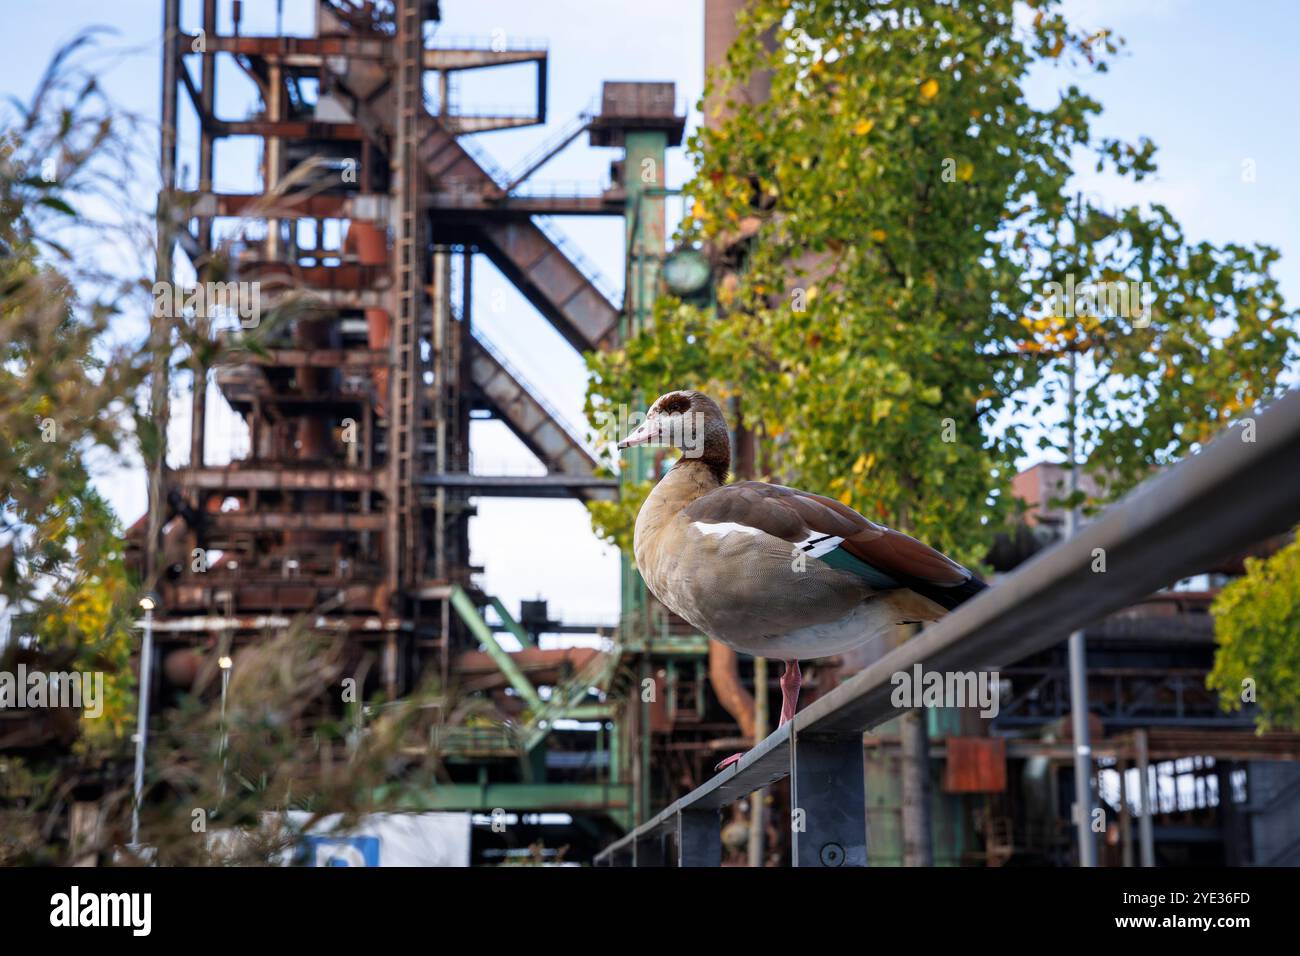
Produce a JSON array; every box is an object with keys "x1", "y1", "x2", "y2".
[{"x1": 128, "y1": 0, "x2": 709, "y2": 856}]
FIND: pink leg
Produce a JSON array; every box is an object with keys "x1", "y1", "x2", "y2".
[
  {"x1": 716, "y1": 661, "x2": 803, "y2": 772},
  {"x1": 779, "y1": 660, "x2": 802, "y2": 725},
  {"x1": 714, "y1": 752, "x2": 745, "y2": 772}
]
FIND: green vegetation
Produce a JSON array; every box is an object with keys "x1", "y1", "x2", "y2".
[
  {"x1": 1210, "y1": 534, "x2": 1300, "y2": 733},
  {"x1": 586, "y1": 0, "x2": 1298, "y2": 569}
]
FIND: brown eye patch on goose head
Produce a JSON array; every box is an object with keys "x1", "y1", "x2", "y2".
[{"x1": 653, "y1": 392, "x2": 694, "y2": 416}]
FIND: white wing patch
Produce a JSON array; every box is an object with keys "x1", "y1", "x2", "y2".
[
  {"x1": 692, "y1": 522, "x2": 843, "y2": 558},
  {"x1": 794, "y1": 531, "x2": 844, "y2": 559},
  {"x1": 691, "y1": 521, "x2": 765, "y2": 539}
]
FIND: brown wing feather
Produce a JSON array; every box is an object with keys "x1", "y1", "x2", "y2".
[
  {"x1": 684, "y1": 481, "x2": 970, "y2": 586},
  {"x1": 840, "y1": 527, "x2": 968, "y2": 585}
]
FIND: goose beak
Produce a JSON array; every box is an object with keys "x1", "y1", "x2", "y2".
[{"x1": 618, "y1": 418, "x2": 656, "y2": 450}]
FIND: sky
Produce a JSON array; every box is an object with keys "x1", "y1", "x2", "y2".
[{"x1": 1, "y1": 1, "x2": 1297, "y2": 629}]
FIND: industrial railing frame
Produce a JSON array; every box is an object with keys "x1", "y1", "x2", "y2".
[{"x1": 594, "y1": 386, "x2": 1300, "y2": 866}]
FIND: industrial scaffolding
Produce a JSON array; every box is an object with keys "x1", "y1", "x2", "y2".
[{"x1": 132, "y1": 0, "x2": 706, "y2": 856}]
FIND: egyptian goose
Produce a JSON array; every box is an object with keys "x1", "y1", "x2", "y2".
[{"x1": 619, "y1": 390, "x2": 987, "y2": 766}]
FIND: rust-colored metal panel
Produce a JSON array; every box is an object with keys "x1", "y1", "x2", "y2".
[
  {"x1": 648, "y1": 674, "x2": 673, "y2": 733},
  {"x1": 943, "y1": 736, "x2": 1007, "y2": 794}
]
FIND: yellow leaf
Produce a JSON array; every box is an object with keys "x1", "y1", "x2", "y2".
[
  {"x1": 870, "y1": 229, "x2": 887, "y2": 242},
  {"x1": 838, "y1": 489, "x2": 853, "y2": 506},
  {"x1": 920, "y1": 78, "x2": 939, "y2": 100},
  {"x1": 853, "y1": 118, "x2": 875, "y2": 136},
  {"x1": 957, "y1": 161, "x2": 974, "y2": 181}
]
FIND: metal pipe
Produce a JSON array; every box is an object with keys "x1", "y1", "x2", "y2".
[
  {"x1": 1119, "y1": 760, "x2": 1134, "y2": 867},
  {"x1": 147, "y1": 0, "x2": 180, "y2": 585},
  {"x1": 708, "y1": 642, "x2": 755, "y2": 740},
  {"x1": 1068, "y1": 630, "x2": 1096, "y2": 865},
  {"x1": 1135, "y1": 729, "x2": 1156, "y2": 866},
  {"x1": 131, "y1": 606, "x2": 155, "y2": 846},
  {"x1": 1065, "y1": 347, "x2": 1097, "y2": 867}
]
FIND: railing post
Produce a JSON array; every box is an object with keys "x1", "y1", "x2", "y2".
[
  {"x1": 676, "y1": 809, "x2": 721, "y2": 867},
  {"x1": 790, "y1": 731, "x2": 868, "y2": 867},
  {"x1": 607, "y1": 841, "x2": 633, "y2": 867},
  {"x1": 633, "y1": 829, "x2": 667, "y2": 867}
]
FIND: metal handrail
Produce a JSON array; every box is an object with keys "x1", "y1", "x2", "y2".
[
  {"x1": 502, "y1": 108, "x2": 595, "y2": 190},
  {"x1": 429, "y1": 178, "x2": 613, "y2": 200},
  {"x1": 594, "y1": 386, "x2": 1300, "y2": 865}
]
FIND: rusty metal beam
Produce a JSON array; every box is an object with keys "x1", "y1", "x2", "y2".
[
  {"x1": 429, "y1": 190, "x2": 624, "y2": 217},
  {"x1": 468, "y1": 332, "x2": 602, "y2": 478},
  {"x1": 188, "y1": 189, "x2": 621, "y2": 220},
  {"x1": 178, "y1": 35, "x2": 545, "y2": 72},
  {"x1": 182, "y1": 191, "x2": 389, "y2": 221},
  {"x1": 418, "y1": 473, "x2": 618, "y2": 499},
  {"x1": 289, "y1": 288, "x2": 390, "y2": 309},
  {"x1": 216, "y1": 347, "x2": 388, "y2": 369},
  {"x1": 208, "y1": 513, "x2": 385, "y2": 532},
  {"x1": 171, "y1": 468, "x2": 380, "y2": 491},
  {"x1": 181, "y1": 34, "x2": 391, "y2": 60},
  {"x1": 426, "y1": 49, "x2": 546, "y2": 71},
  {"x1": 475, "y1": 220, "x2": 620, "y2": 351},
  {"x1": 209, "y1": 120, "x2": 364, "y2": 140}
]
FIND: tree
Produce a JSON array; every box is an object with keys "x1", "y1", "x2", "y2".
[
  {"x1": 1, "y1": 32, "x2": 148, "y2": 744},
  {"x1": 1208, "y1": 535, "x2": 1300, "y2": 733},
  {"x1": 585, "y1": 0, "x2": 1297, "y2": 567}
]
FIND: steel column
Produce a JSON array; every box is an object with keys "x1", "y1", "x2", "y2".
[
  {"x1": 676, "y1": 809, "x2": 722, "y2": 867},
  {"x1": 1135, "y1": 728, "x2": 1156, "y2": 866},
  {"x1": 790, "y1": 732, "x2": 868, "y2": 867}
]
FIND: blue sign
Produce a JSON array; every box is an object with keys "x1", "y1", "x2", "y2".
[{"x1": 302, "y1": 835, "x2": 380, "y2": 867}]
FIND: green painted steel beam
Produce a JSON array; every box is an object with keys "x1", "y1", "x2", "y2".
[
  {"x1": 380, "y1": 783, "x2": 632, "y2": 812},
  {"x1": 489, "y1": 595, "x2": 535, "y2": 650},
  {"x1": 560, "y1": 705, "x2": 614, "y2": 721},
  {"x1": 449, "y1": 585, "x2": 544, "y2": 711},
  {"x1": 620, "y1": 634, "x2": 710, "y2": 655}
]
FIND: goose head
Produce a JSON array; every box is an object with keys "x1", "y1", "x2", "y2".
[{"x1": 617, "y1": 390, "x2": 731, "y2": 475}]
